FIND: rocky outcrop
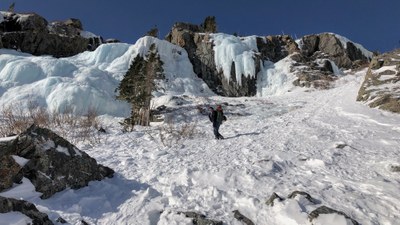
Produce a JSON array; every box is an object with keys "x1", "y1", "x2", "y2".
[
  {"x1": 290, "y1": 52, "x2": 338, "y2": 89},
  {"x1": 0, "y1": 196, "x2": 53, "y2": 225},
  {"x1": 0, "y1": 124, "x2": 114, "y2": 199},
  {"x1": 166, "y1": 22, "x2": 299, "y2": 96},
  {"x1": 357, "y1": 49, "x2": 400, "y2": 113},
  {"x1": 290, "y1": 33, "x2": 373, "y2": 89},
  {"x1": 299, "y1": 33, "x2": 371, "y2": 69},
  {"x1": 165, "y1": 19, "x2": 371, "y2": 96},
  {"x1": 0, "y1": 11, "x2": 103, "y2": 57}
]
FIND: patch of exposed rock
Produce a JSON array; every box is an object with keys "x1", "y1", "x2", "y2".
[
  {"x1": 0, "y1": 124, "x2": 114, "y2": 199},
  {"x1": 0, "y1": 11, "x2": 103, "y2": 57},
  {"x1": 290, "y1": 52, "x2": 339, "y2": 89},
  {"x1": 0, "y1": 196, "x2": 54, "y2": 225},
  {"x1": 266, "y1": 191, "x2": 360, "y2": 225},
  {"x1": 178, "y1": 211, "x2": 223, "y2": 225},
  {"x1": 232, "y1": 210, "x2": 255, "y2": 225},
  {"x1": 309, "y1": 206, "x2": 360, "y2": 225},
  {"x1": 357, "y1": 49, "x2": 400, "y2": 113}
]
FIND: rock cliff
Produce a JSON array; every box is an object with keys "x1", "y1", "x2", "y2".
[
  {"x1": 165, "y1": 20, "x2": 372, "y2": 96},
  {"x1": 0, "y1": 11, "x2": 103, "y2": 57},
  {"x1": 357, "y1": 49, "x2": 400, "y2": 113}
]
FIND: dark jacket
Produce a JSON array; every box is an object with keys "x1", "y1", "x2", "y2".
[{"x1": 209, "y1": 108, "x2": 226, "y2": 126}]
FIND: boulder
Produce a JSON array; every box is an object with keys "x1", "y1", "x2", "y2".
[
  {"x1": 0, "y1": 124, "x2": 114, "y2": 199},
  {"x1": 0, "y1": 12, "x2": 48, "y2": 32},
  {"x1": 0, "y1": 196, "x2": 54, "y2": 225},
  {"x1": 0, "y1": 155, "x2": 23, "y2": 191},
  {"x1": 357, "y1": 49, "x2": 400, "y2": 113}
]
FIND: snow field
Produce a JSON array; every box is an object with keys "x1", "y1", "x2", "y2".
[
  {"x1": 1, "y1": 69, "x2": 399, "y2": 224},
  {"x1": 6, "y1": 69, "x2": 393, "y2": 224}
]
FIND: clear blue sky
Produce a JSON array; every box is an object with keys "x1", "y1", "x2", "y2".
[{"x1": 2, "y1": 0, "x2": 399, "y2": 53}]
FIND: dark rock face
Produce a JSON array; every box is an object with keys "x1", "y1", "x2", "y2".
[
  {"x1": 300, "y1": 33, "x2": 370, "y2": 69},
  {"x1": 0, "y1": 11, "x2": 103, "y2": 57},
  {"x1": 0, "y1": 196, "x2": 54, "y2": 225},
  {"x1": 357, "y1": 49, "x2": 400, "y2": 113},
  {"x1": 166, "y1": 23, "x2": 225, "y2": 95},
  {"x1": 0, "y1": 124, "x2": 114, "y2": 199},
  {"x1": 257, "y1": 35, "x2": 299, "y2": 63}
]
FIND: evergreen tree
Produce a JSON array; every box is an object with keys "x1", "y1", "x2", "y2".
[
  {"x1": 201, "y1": 16, "x2": 217, "y2": 33},
  {"x1": 146, "y1": 26, "x2": 159, "y2": 38},
  {"x1": 116, "y1": 44, "x2": 163, "y2": 130}
]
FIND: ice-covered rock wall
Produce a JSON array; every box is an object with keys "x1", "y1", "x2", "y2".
[{"x1": 0, "y1": 37, "x2": 212, "y2": 116}]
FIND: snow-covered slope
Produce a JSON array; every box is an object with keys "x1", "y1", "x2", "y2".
[
  {"x1": 0, "y1": 37, "x2": 213, "y2": 116},
  {"x1": 1, "y1": 69, "x2": 399, "y2": 225}
]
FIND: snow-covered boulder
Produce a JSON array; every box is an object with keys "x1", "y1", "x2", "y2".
[
  {"x1": 0, "y1": 125, "x2": 114, "y2": 199},
  {"x1": 0, "y1": 196, "x2": 53, "y2": 225},
  {"x1": 357, "y1": 49, "x2": 400, "y2": 113}
]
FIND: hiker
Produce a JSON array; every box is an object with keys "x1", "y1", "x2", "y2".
[{"x1": 208, "y1": 105, "x2": 227, "y2": 139}]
